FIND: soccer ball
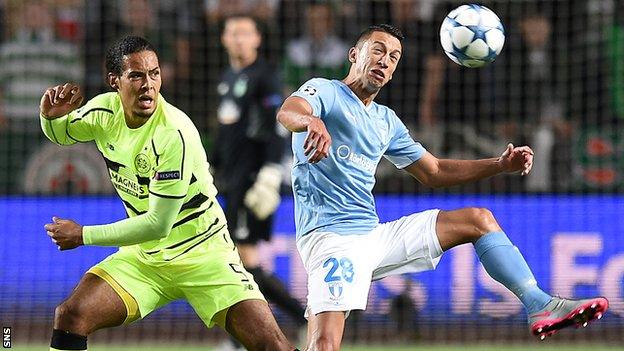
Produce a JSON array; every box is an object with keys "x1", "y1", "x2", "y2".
[{"x1": 439, "y1": 4, "x2": 505, "y2": 68}]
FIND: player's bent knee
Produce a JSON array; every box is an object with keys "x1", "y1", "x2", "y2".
[
  {"x1": 466, "y1": 207, "x2": 500, "y2": 236},
  {"x1": 54, "y1": 302, "x2": 94, "y2": 335}
]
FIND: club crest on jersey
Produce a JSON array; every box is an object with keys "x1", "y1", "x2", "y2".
[
  {"x1": 134, "y1": 153, "x2": 151, "y2": 174},
  {"x1": 328, "y1": 281, "x2": 344, "y2": 301}
]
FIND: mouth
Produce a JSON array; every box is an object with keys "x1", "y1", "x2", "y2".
[
  {"x1": 369, "y1": 69, "x2": 385, "y2": 82},
  {"x1": 138, "y1": 95, "x2": 154, "y2": 109}
]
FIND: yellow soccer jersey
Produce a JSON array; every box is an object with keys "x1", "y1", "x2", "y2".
[{"x1": 41, "y1": 92, "x2": 227, "y2": 261}]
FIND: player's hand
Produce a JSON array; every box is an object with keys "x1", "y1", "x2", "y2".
[
  {"x1": 40, "y1": 83, "x2": 84, "y2": 120},
  {"x1": 44, "y1": 216, "x2": 84, "y2": 251},
  {"x1": 304, "y1": 117, "x2": 331, "y2": 163},
  {"x1": 244, "y1": 164, "x2": 282, "y2": 220},
  {"x1": 498, "y1": 143, "x2": 534, "y2": 176}
]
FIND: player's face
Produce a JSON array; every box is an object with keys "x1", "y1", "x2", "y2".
[
  {"x1": 222, "y1": 18, "x2": 261, "y2": 60},
  {"x1": 352, "y1": 31, "x2": 402, "y2": 92},
  {"x1": 115, "y1": 50, "x2": 161, "y2": 119}
]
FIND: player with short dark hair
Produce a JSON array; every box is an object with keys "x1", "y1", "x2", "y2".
[
  {"x1": 277, "y1": 24, "x2": 609, "y2": 350},
  {"x1": 40, "y1": 35, "x2": 297, "y2": 351},
  {"x1": 214, "y1": 15, "x2": 307, "y2": 350}
]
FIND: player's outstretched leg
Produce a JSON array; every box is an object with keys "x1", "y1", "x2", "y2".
[
  {"x1": 435, "y1": 208, "x2": 609, "y2": 340},
  {"x1": 50, "y1": 273, "x2": 129, "y2": 351},
  {"x1": 223, "y1": 299, "x2": 297, "y2": 351}
]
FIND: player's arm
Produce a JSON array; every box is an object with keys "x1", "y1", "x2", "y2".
[
  {"x1": 44, "y1": 131, "x2": 193, "y2": 249},
  {"x1": 276, "y1": 96, "x2": 331, "y2": 163},
  {"x1": 45, "y1": 194, "x2": 184, "y2": 249},
  {"x1": 39, "y1": 83, "x2": 95, "y2": 145},
  {"x1": 404, "y1": 143, "x2": 534, "y2": 188}
]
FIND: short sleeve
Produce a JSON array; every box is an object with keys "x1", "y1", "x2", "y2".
[
  {"x1": 149, "y1": 130, "x2": 193, "y2": 199},
  {"x1": 384, "y1": 116, "x2": 426, "y2": 169},
  {"x1": 290, "y1": 78, "x2": 336, "y2": 118}
]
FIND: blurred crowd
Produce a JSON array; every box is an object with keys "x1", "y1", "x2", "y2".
[{"x1": 0, "y1": 0, "x2": 621, "y2": 195}]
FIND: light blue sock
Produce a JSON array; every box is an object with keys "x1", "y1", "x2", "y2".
[{"x1": 474, "y1": 231, "x2": 552, "y2": 314}]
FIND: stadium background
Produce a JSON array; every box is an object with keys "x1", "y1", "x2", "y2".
[{"x1": 0, "y1": 0, "x2": 623, "y2": 349}]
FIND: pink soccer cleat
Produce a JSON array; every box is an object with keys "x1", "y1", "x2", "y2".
[{"x1": 528, "y1": 296, "x2": 609, "y2": 340}]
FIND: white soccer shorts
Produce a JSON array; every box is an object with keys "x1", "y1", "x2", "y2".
[{"x1": 296, "y1": 209, "x2": 443, "y2": 317}]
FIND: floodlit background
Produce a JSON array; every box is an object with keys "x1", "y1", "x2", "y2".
[{"x1": 1, "y1": 0, "x2": 623, "y2": 350}]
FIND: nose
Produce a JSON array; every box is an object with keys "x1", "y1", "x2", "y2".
[
  {"x1": 142, "y1": 76, "x2": 154, "y2": 91},
  {"x1": 378, "y1": 55, "x2": 389, "y2": 68}
]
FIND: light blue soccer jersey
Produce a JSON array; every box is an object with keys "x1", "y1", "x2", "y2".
[{"x1": 290, "y1": 78, "x2": 426, "y2": 238}]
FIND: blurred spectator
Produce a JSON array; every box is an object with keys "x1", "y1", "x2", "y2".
[
  {"x1": 283, "y1": 1, "x2": 349, "y2": 92},
  {"x1": 0, "y1": 0, "x2": 82, "y2": 193},
  {"x1": 205, "y1": 0, "x2": 278, "y2": 23}
]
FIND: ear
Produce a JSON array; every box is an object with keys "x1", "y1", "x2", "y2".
[
  {"x1": 348, "y1": 47, "x2": 357, "y2": 63},
  {"x1": 108, "y1": 73, "x2": 119, "y2": 90}
]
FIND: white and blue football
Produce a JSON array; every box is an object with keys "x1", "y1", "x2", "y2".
[{"x1": 439, "y1": 4, "x2": 505, "y2": 68}]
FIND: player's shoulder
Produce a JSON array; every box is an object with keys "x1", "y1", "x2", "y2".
[
  {"x1": 301, "y1": 77, "x2": 335, "y2": 88},
  {"x1": 296, "y1": 77, "x2": 337, "y2": 96},
  {"x1": 155, "y1": 96, "x2": 200, "y2": 142}
]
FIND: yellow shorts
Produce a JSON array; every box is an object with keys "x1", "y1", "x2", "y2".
[{"x1": 88, "y1": 231, "x2": 265, "y2": 327}]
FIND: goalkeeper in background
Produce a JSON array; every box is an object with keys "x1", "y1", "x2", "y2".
[
  {"x1": 40, "y1": 35, "x2": 297, "y2": 351},
  {"x1": 213, "y1": 15, "x2": 307, "y2": 349}
]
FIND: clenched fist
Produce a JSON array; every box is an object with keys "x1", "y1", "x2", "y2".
[{"x1": 44, "y1": 216, "x2": 84, "y2": 251}]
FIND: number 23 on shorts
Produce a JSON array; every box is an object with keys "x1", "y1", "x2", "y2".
[{"x1": 323, "y1": 257, "x2": 355, "y2": 283}]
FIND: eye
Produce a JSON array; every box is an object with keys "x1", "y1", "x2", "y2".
[{"x1": 373, "y1": 48, "x2": 383, "y2": 54}]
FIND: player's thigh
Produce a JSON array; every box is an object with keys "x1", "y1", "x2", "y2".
[
  {"x1": 177, "y1": 234, "x2": 265, "y2": 328},
  {"x1": 54, "y1": 272, "x2": 127, "y2": 334},
  {"x1": 87, "y1": 251, "x2": 176, "y2": 325},
  {"x1": 297, "y1": 232, "x2": 374, "y2": 316},
  {"x1": 373, "y1": 209, "x2": 442, "y2": 279},
  {"x1": 436, "y1": 207, "x2": 502, "y2": 250},
  {"x1": 223, "y1": 299, "x2": 291, "y2": 351}
]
